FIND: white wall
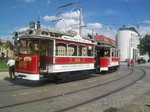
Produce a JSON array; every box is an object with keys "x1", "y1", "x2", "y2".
[{"x1": 116, "y1": 28, "x2": 140, "y2": 61}]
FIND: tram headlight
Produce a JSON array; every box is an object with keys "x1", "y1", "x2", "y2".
[{"x1": 88, "y1": 46, "x2": 92, "y2": 50}]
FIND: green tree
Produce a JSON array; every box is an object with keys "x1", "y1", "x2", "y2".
[{"x1": 139, "y1": 34, "x2": 150, "y2": 59}]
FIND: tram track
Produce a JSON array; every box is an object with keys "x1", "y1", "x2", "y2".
[
  {"x1": 0, "y1": 68, "x2": 139, "y2": 110},
  {"x1": 0, "y1": 80, "x2": 55, "y2": 93},
  {"x1": 55, "y1": 68, "x2": 146, "y2": 112},
  {"x1": 0, "y1": 69, "x2": 126, "y2": 93}
]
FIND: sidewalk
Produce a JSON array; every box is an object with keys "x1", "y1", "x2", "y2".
[
  {"x1": 118, "y1": 90, "x2": 150, "y2": 112},
  {"x1": 0, "y1": 72, "x2": 9, "y2": 80},
  {"x1": 118, "y1": 63, "x2": 150, "y2": 112}
]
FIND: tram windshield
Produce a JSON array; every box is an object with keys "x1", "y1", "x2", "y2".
[{"x1": 16, "y1": 39, "x2": 39, "y2": 54}]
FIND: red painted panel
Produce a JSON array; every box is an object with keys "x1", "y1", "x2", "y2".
[
  {"x1": 55, "y1": 57, "x2": 94, "y2": 64},
  {"x1": 112, "y1": 57, "x2": 119, "y2": 62},
  {"x1": 15, "y1": 54, "x2": 39, "y2": 74},
  {"x1": 46, "y1": 56, "x2": 53, "y2": 64},
  {"x1": 100, "y1": 57, "x2": 109, "y2": 67}
]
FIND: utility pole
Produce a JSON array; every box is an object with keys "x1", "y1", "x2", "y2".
[{"x1": 79, "y1": 8, "x2": 82, "y2": 36}]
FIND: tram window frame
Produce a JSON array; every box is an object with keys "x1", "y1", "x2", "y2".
[
  {"x1": 28, "y1": 40, "x2": 39, "y2": 54},
  {"x1": 78, "y1": 45, "x2": 86, "y2": 56},
  {"x1": 40, "y1": 40, "x2": 47, "y2": 56},
  {"x1": 112, "y1": 49, "x2": 117, "y2": 57},
  {"x1": 115, "y1": 50, "x2": 117, "y2": 57},
  {"x1": 47, "y1": 40, "x2": 53, "y2": 56},
  {"x1": 83, "y1": 46, "x2": 87, "y2": 56},
  {"x1": 112, "y1": 49, "x2": 114, "y2": 57},
  {"x1": 68, "y1": 44, "x2": 77, "y2": 56},
  {"x1": 56, "y1": 42, "x2": 67, "y2": 56},
  {"x1": 87, "y1": 46, "x2": 93, "y2": 57},
  {"x1": 104, "y1": 47, "x2": 110, "y2": 57},
  {"x1": 50, "y1": 32, "x2": 55, "y2": 37},
  {"x1": 17, "y1": 39, "x2": 40, "y2": 55},
  {"x1": 117, "y1": 50, "x2": 119, "y2": 57},
  {"x1": 41, "y1": 31, "x2": 49, "y2": 35}
]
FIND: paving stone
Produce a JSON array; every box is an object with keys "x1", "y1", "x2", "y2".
[{"x1": 0, "y1": 64, "x2": 150, "y2": 112}]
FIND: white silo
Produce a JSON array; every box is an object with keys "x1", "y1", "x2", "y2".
[{"x1": 116, "y1": 27, "x2": 140, "y2": 61}]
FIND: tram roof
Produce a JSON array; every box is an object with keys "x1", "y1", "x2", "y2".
[
  {"x1": 12, "y1": 28, "x2": 95, "y2": 44},
  {"x1": 96, "y1": 41, "x2": 117, "y2": 49}
]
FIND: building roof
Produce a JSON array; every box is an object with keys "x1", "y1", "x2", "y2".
[
  {"x1": 119, "y1": 27, "x2": 141, "y2": 38},
  {"x1": 93, "y1": 34, "x2": 116, "y2": 46}
]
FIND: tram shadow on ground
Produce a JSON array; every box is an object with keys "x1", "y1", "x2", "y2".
[
  {"x1": 97, "y1": 69, "x2": 118, "y2": 75},
  {"x1": 4, "y1": 77, "x2": 54, "y2": 87},
  {"x1": 3, "y1": 74, "x2": 97, "y2": 87}
]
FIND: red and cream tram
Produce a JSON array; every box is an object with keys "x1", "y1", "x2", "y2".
[
  {"x1": 13, "y1": 22, "x2": 119, "y2": 81},
  {"x1": 94, "y1": 35, "x2": 120, "y2": 72},
  {"x1": 13, "y1": 27, "x2": 95, "y2": 81}
]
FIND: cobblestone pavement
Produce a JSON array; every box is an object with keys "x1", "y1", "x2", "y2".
[
  {"x1": 0, "y1": 63, "x2": 150, "y2": 112},
  {"x1": 60, "y1": 68, "x2": 150, "y2": 112},
  {"x1": 117, "y1": 64, "x2": 150, "y2": 112}
]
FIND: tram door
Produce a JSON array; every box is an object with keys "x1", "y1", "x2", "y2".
[
  {"x1": 95, "y1": 46, "x2": 101, "y2": 71},
  {"x1": 40, "y1": 39, "x2": 47, "y2": 71}
]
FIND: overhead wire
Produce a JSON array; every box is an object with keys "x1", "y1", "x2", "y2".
[
  {"x1": 122, "y1": 0, "x2": 139, "y2": 28},
  {"x1": 55, "y1": 0, "x2": 119, "y2": 35}
]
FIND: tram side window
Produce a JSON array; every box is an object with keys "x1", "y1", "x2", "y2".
[
  {"x1": 50, "y1": 32, "x2": 55, "y2": 37},
  {"x1": 115, "y1": 50, "x2": 117, "y2": 57},
  {"x1": 34, "y1": 43, "x2": 39, "y2": 53},
  {"x1": 56, "y1": 43, "x2": 67, "y2": 56},
  {"x1": 83, "y1": 47, "x2": 87, "y2": 56},
  {"x1": 112, "y1": 49, "x2": 114, "y2": 57},
  {"x1": 104, "y1": 50, "x2": 110, "y2": 57},
  {"x1": 18, "y1": 39, "x2": 39, "y2": 54},
  {"x1": 19, "y1": 40, "x2": 27, "y2": 54},
  {"x1": 100, "y1": 47, "x2": 105, "y2": 57},
  {"x1": 28, "y1": 41, "x2": 39, "y2": 54},
  {"x1": 116, "y1": 51, "x2": 119, "y2": 57},
  {"x1": 114, "y1": 50, "x2": 116, "y2": 57},
  {"x1": 47, "y1": 41, "x2": 53, "y2": 56},
  {"x1": 68, "y1": 44, "x2": 77, "y2": 56},
  {"x1": 87, "y1": 46, "x2": 93, "y2": 56},
  {"x1": 40, "y1": 43, "x2": 46, "y2": 56},
  {"x1": 78, "y1": 46, "x2": 86, "y2": 56}
]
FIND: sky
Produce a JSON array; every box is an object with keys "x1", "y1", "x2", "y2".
[{"x1": 0, "y1": 0, "x2": 150, "y2": 41}]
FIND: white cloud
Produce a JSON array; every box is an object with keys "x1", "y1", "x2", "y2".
[
  {"x1": 43, "y1": 10, "x2": 82, "y2": 33},
  {"x1": 0, "y1": 35, "x2": 11, "y2": 40},
  {"x1": 43, "y1": 11, "x2": 80, "y2": 22},
  {"x1": 13, "y1": 26, "x2": 28, "y2": 32},
  {"x1": 43, "y1": 10, "x2": 118, "y2": 38},
  {"x1": 139, "y1": 20, "x2": 150, "y2": 36},
  {"x1": 87, "y1": 23, "x2": 103, "y2": 30},
  {"x1": 137, "y1": 26, "x2": 150, "y2": 37},
  {"x1": 43, "y1": 15, "x2": 60, "y2": 22},
  {"x1": 61, "y1": 11, "x2": 80, "y2": 20},
  {"x1": 18, "y1": 27, "x2": 28, "y2": 31},
  {"x1": 101, "y1": 28, "x2": 118, "y2": 38},
  {"x1": 143, "y1": 20, "x2": 150, "y2": 24},
  {"x1": 55, "y1": 19, "x2": 79, "y2": 31}
]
